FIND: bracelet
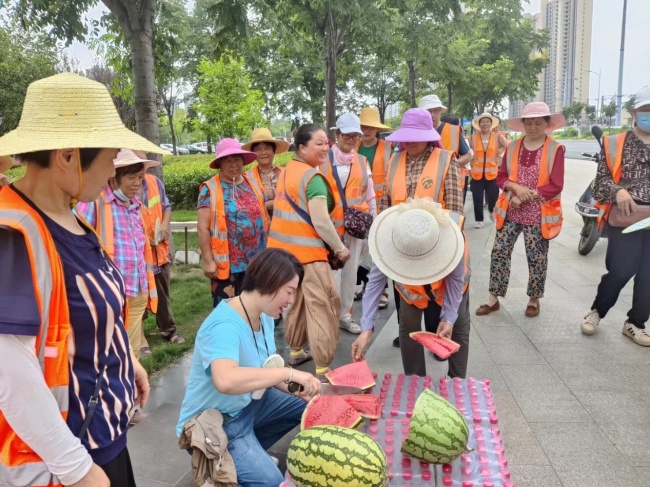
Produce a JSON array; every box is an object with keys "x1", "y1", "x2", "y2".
[{"x1": 285, "y1": 367, "x2": 293, "y2": 384}]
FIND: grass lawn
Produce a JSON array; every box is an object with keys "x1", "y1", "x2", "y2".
[
  {"x1": 171, "y1": 209, "x2": 198, "y2": 221},
  {"x1": 139, "y1": 265, "x2": 213, "y2": 375},
  {"x1": 172, "y1": 231, "x2": 200, "y2": 256}
]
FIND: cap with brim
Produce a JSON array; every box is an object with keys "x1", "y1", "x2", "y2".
[
  {"x1": 241, "y1": 127, "x2": 290, "y2": 153},
  {"x1": 472, "y1": 113, "x2": 500, "y2": 131},
  {"x1": 418, "y1": 94, "x2": 448, "y2": 112},
  {"x1": 633, "y1": 86, "x2": 650, "y2": 110},
  {"x1": 114, "y1": 149, "x2": 160, "y2": 170},
  {"x1": 0, "y1": 73, "x2": 169, "y2": 157},
  {"x1": 368, "y1": 197, "x2": 464, "y2": 286},
  {"x1": 507, "y1": 102, "x2": 566, "y2": 133},
  {"x1": 359, "y1": 107, "x2": 392, "y2": 131},
  {"x1": 330, "y1": 113, "x2": 363, "y2": 135},
  {"x1": 0, "y1": 156, "x2": 13, "y2": 173},
  {"x1": 210, "y1": 138, "x2": 257, "y2": 169},
  {"x1": 386, "y1": 108, "x2": 441, "y2": 143}
]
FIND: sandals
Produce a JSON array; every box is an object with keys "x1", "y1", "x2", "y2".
[
  {"x1": 378, "y1": 293, "x2": 389, "y2": 310},
  {"x1": 161, "y1": 331, "x2": 186, "y2": 344},
  {"x1": 139, "y1": 346, "x2": 152, "y2": 358},
  {"x1": 525, "y1": 302, "x2": 540, "y2": 318},
  {"x1": 287, "y1": 350, "x2": 313, "y2": 367},
  {"x1": 476, "y1": 301, "x2": 500, "y2": 316},
  {"x1": 354, "y1": 289, "x2": 365, "y2": 301}
]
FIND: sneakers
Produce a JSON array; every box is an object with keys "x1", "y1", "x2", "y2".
[
  {"x1": 474, "y1": 221, "x2": 484, "y2": 228},
  {"x1": 340, "y1": 319, "x2": 361, "y2": 334},
  {"x1": 489, "y1": 212, "x2": 496, "y2": 222},
  {"x1": 622, "y1": 321, "x2": 650, "y2": 347},
  {"x1": 580, "y1": 309, "x2": 600, "y2": 335}
]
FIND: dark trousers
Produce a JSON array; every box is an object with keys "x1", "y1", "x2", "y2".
[
  {"x1": 592, "y1": 226, "x2": 650, "y2": 328},
  {"x1": 463, "y1": 176, "x2": 469, "y2": 205},
  {"x1": 212, "y1": 271, "x2": 245, "y2": 308},
  {"x1": 398, "y1": 291, "x2": 470, "y2": 378},
  {"x1": 101, "y1": 447, "x2": 136, "y2": 487},
  {"x1": 155, "y1": 263, "x2": 177, "y2": 335},
  {"x1": 471, "y1": 178, "x2": 499, "y2": 222},
  {"x1": 357, "y1": 266, "x2": 370, "y2": 286}
]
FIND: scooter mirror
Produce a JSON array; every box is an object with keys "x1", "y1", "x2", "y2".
[{"x1": 591, "y1": 125, "x2": 603, "y2": 143}]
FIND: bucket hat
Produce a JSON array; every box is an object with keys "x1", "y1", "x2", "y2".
[
  {"x1": 114, "y1": 149, "x2": 161, "y2": 170},
  {"x1": 241, "y1": 128, "x2": 289, "y2": 153},
  {"x1": 507, "y1": 102, "x2": 566, "y2": 133},
  {"x1": 359, "y1": 107, "x2": 392, "y2": 131},
  {"x1": 418, "y1": 94, "x2": 448, "y2": 112},
  {"x1": 368, "y1": 197, "x2": 464, "y2": 285},
  {"x1": 0, "y1": 73, "x2": 168, "y2": 157},
  {"x1": 330, "y1": 113, "x2": 363, "y2": 135},
  {"x1": 0, "y1": 156, "x2": 14, "y2": 173},
  {"x1": 633, "y1": 86, "x2": 650, "y2": 110},
  {"x1": 472, "y1": 113, "x2": 500, "y2": 131},
  {"x1": 386, "y1": 109, "x2": 441, "y2": 143},
  {"x1": 210, "y1": 138, "x2": 257, "y2": 169}
]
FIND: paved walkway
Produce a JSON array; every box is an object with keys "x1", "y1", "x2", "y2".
[{"x1": 128, "y1": 158, "x2": 650, "y2": 487}]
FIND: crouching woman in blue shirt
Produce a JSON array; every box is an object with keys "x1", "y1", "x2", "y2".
[{"x1": 177, "y1": 248, "x2": 321, "y2": 486}]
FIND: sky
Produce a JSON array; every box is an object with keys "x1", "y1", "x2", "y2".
[{"x1": 68, "y1": 0, "x2": 650, "y2": 104}]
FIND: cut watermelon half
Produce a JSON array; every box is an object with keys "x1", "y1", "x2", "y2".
[
  {"x1": 300, "y1": 395, "x2": 363, "y2": 430},
  {"x1": 409, "y1": 332, "x2": 460, "y2": 359},
  {"x1": 341, "y1": 394, "x2": 382, "y2": 419},
  {"x1": 325, "y1": 360, "x2": 376, "y2": 391}
]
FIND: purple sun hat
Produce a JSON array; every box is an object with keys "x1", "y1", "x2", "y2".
[
  {"x1": 209, "y1": 138, "x2": 257, "y2": 169},
  {"x1": 386, "y1": 108, "x2": 441, "y2": 143}
]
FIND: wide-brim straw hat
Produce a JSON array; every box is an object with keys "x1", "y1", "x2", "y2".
[
  {"x1": 386, "y1": 108, "x2": 441, "y2": 143},
  {"x1": 0, "y1": 156, "x2": 14, "y2": 173},
  {"x1": 359, "y1": 107, "x2": 392, "y2": 131},
  {"x1": 507, "y1": 102, "x2": 566, "y2": 133},
  {"x1": 0, "y1": 73, "x2": 169, "y2": 157},
  {"x1": 210, "y1": 138, "x2": 257, "y2": 169},
  {"x1": 114, "y1": 149, "x2": 160, "y2": 170},
  {"x1": 472, "y1": 113, "x2": 500, "y2": 131},
  {"x1": 368, "y1": 197, "x2": 464, "y2": 285},
  {"x1": 241, "y1": 128, "x2": 289, "y2": 153}
]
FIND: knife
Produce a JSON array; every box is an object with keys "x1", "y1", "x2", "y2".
[{"x1": 287, "y1": 382, "x2": 364, "y2": 395}]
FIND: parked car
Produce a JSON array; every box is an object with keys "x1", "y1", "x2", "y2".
[
  {"x1": 160, "y1": 143, "x2": 189, "y2": 155},
  {"x1": 181, "y1": 144, "x2": 207, "y2": 154}
]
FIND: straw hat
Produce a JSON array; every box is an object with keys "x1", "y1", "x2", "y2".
[
  {"x1": 210, "y1": 138, "x2": 257, "y2": 169},
  {"x1": 386, "y1": 109, "x2": 441, "y2": 143},
  {"x1": 507, "y1": 102, "x2": 566, "y2": 133},
  {"x1": 359, "y1": 107, "x2": 391, "y2": 131},
  {"x1": 418, "y1": 94, "x2": 447, "y2": 112},
  {"x1": 241, "y1": 128, "x2": 289, "y2": 153},
  {"x1": 0, "y1": 156, "x2": 13, "y2": 173},
  {"x1": 114, "y1": 149, "x2": 160, "y2": 170},
  {"x1": 472, "y1": 113, "x2": 500, "y2": 131},
  {"x1": 0, "y1": 73, "x2": 168, "y2": 157},
  {"x1": 368, "y1": 197, "x2": 464, "y2": 285}
]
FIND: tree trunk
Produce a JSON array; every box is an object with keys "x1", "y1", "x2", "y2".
[
  {"x1": 324, "y1": 11, "x2": 337, "y2": 140},
  {"x1": 167, "y1": 107, "x2": 177, "y2": 155},
  {"x1": 408, "y1": 60, "x2": 416, "y2": 108},
  {"x1": 207, "y1": 133, "x2": 213, "y2": 154},
  {"x1": 447, "y1": 82, "x2": 453, "y2": 113}
]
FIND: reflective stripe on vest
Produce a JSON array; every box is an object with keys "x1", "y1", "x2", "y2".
[
  {"x1": 471, "y1": 132, "x2": 500, "y2": 180},
  {"x1": 321, "y1": 151, "x2": 370, "y2": 210},
  {"x1": 595, "y1": 132, "x2": 627, "y2": 229},
  {"x1": 386, "y1": 149, "x2": 452, "y2": 206},
  {"x1": 440, "y1": 123, "x2": 461, "y2": 157},
  {"x1": 495, "y1": 137, "x2": 564, "y2": 239},
  {"x1": 267, "y1": 159, "x2": 344, "y2": 264},
  {"x1": 141, "y1": 174, "x2": 169, "y2": 268},
  {"x1": 356, "y1": 139, "x2": 392, "y2": 202}
]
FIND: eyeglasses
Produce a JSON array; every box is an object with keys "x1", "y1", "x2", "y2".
[{"x1": 340, "y1": 133, "x2": 359, "y2": 140}]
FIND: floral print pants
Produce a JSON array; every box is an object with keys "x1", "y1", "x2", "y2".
[{"x1": 489, "y1": 220, "x2": 549, "y2": 298}]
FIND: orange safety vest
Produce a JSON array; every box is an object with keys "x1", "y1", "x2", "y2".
[
  {"x1": 267, "y1": 159, "x2": 344, "y2": 264},
  {"x1": 493, "y1": 137, "x2": 564, "y2": 240},
  {"x1": 439, "y1": 123, "x2": 462, "y2": 157},
  {"x1": 385, "y1": 148, "x2": 452, "y2": 206},
  {"x1": 246, "y1": 165, "x2": 280, "y2": 198},
  {"x1": 470, "y1": 132, "x2": 500, "y2": 181},
  {"x1": 356, "y1": 139, "x2": 392, "y2": 202},
  {"x1": 321, "y1": 150, "x2": 370, "y2": 213},
  {"x1": 596, "y1": 132, "x2": 627, "y2": 229},
  {"x1": 203, "y1": 174, "x2": 269, "y2": 280},
  {"x1": 93, "y1": 190, "x2": 158, "y2": 313},
  {"x1": 394, "y1": 212, "x2": 472, "y2": 309},
  {"x1": 141, "y1": 174, "x2": 169, "y2": 269}
]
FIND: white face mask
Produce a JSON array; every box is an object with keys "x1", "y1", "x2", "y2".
[{"x1": 113, "y1": 188, "x2": 130, "y2": 202}]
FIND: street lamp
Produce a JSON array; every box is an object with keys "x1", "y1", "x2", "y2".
[{"x1": 585, "y1": 69, "x2": 602, "y2": 119}]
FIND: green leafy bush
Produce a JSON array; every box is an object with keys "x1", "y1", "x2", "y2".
[{"x1": 564, "y1": 127, "x2": 579, "y2": 138}]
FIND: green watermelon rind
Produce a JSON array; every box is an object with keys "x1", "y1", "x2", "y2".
[
  {"x1": 300, "y1": 395, "x2": 363, "y2": 431},
  {"x1": 287, "y1": 425, "x2": 389, "y2": 487},
  {"x1": 325, "y1": 360, "x2": 376, "y2": 391},
  {"x1": 401, "y1": 388, "x2": 470, "y2": 464}
]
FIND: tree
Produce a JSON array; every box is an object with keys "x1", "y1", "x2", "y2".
[
  {"x1": 193, "y1": 57, "x2": 265, "y2": 140},
  {"x1": 602, "y1": 101, "x2": 617, "y2": 133},
  {"x1": 569, "y1": 102, "x2": 586, "y2": 125},
  {"x1": 623, "y1": 95, "x2": 636, "y2": 127},
  {"x1": 354, "y1": 54, "x2": 408, "y2": 123},
  {"x1": 85, "y1": 63, "x2": 137, "y2": 130},
  {"x1": 585, "y1": 104, "x2": 596, "y2": 124}
]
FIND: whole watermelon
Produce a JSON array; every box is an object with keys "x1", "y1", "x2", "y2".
[
  {"x1": 401, "y1": 388, "x2": 469, "y2": 464},
  {"x1": 287, "y1": 426, "x2": 388, "y2": 487}
]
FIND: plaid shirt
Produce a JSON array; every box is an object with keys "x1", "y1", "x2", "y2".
[
  {"x1": 77, "y1": 186, "x2": 148, "y2": 298},
  {"x1": 379, "y1": 146, "x2": 464, "y2": 214}
]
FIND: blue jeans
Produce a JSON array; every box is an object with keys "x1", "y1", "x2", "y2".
[{"x1": 223, "y1": 388, "x2": 305, "y2": 486}]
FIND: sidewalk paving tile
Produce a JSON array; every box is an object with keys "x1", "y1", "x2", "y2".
[{"x1": 508, "y1": 465, "x2": 562, "y2": 487}]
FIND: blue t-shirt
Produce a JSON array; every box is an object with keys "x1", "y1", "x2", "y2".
[
  {"x1": 0, "y1": 187, "x2": 135, "y2": 466},
  {"x1": 176, "y1": 299, "x2": 276, "y2": 436}
]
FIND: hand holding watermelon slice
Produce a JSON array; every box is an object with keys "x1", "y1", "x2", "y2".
[{"x1": 409, "y1": 331, "x2": 460, "y2": 359}]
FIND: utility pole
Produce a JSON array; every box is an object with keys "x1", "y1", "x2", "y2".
[{"x1": 615, "y1": 0, "x2": 628, "y2": 126}]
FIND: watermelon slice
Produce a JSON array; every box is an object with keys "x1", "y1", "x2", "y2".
[
  {"x1": 325, "y1": 360, "x2": 376, "y2": 391},
  {"x1": 300, "y1": 395, "x2": 363, "y2": 430},
  {"x1": 341, "y1": 394, "x2": 382, "y2": 419},
  {"x1": 409, "y1": 332, "x2": 460, "y2": 359}
]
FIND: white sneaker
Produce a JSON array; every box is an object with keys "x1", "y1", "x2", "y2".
[
  {"x1": 489, "y1": 212, "x2": 496, "y2": 222},
  {"x1": 622, "y1": 321, "x2": 650, "y2": 347},
  {"x1": 580, "y1": 309, "x2": 600, "y2": 335},
  {"x1": 340, "y1": 319, "x2": 361, "y2": 335},
  {"x1": 474, "y1": 221, "x2": 484, "y2": 228}
]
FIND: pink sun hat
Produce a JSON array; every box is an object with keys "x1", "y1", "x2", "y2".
[
  {"x1": 507, "y1": 102, "x2": 566, "y2": 133},
  {"x1": 209, "y1": 138, "x2": 257, "y2": 169},
  {"x1": 386, "y1": 108, "x2": 441, "y2": 143}
]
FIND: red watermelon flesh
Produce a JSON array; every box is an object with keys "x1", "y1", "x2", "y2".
[
  {"x1": 325, "y1": 360, "x2": 376, "y2": 390},
  {"x1": 341, "y1": 394, "x2": 382, "y2": 419},
  {"x1": 300, "y1": 395, "x2": 363, "y2": 430},
  {"x1": 409, "y1": 332, "x2": 460, "y2": 359}
]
